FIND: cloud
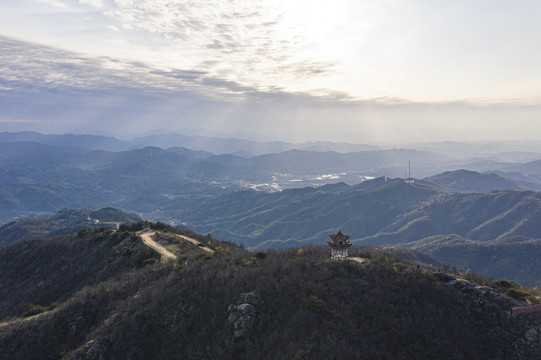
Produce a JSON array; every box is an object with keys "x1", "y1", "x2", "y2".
[
  {"x1": 78, "y1": 0, "x2": 103, "y2": 7},
  {"x1": 2, "y1": 35, "x2": 541, "y2": 144},
  {"x1": 97, "y1": 0, "x2": 336, "y2": 86},
  {"x1": 7, "y1": 0, "x2": 541, "y2": 106},
  {"x1": 37, "y1": 0, "x2": 67, "y2": 8},
  {"x1": 0, "y1": 35, "x2": 330, "y2": 138},
  {"x1": 150, "y1": 69, "x2": 207, "y2": 81}
]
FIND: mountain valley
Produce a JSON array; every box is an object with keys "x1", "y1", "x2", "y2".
[
  {"x1": 3, "y1": 132, "x2": 541, "y2": 288},
  {"x1": 2, "y1": 132, "x2": 541, "y2": 357}
]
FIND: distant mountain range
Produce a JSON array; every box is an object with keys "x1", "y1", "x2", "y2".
[
  {"x1": 0, "y1": 131, "x2": 135, "y2": 152},
  {"x1": 172, "y1": 177, "x2": 541, "y2": 245},
  {"x1": 3, "y1": 131, "x2": 541, "y2": 286},
  {"x1": 3, "y1": 132, "x2": 541, "y2": 222},
  {"x1": 0, "y1": 142, "x2": 229, "y2": 221},
  {"x1": 5, "y1": 130, "x2": 541, "y2": 159},
  {"x1": 0, "y1": 131, "x2": 380, "y2": 156}
]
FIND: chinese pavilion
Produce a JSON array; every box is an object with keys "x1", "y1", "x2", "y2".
[{"x1": 328, "y1": 229, "x2": 352, "y2": 260}]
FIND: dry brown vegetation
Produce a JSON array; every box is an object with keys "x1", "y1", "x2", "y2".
[{"x1": 0, "y1": 222, "x2": 538, "y2": 359}]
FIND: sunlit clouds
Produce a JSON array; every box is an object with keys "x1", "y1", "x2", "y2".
[{"x1": 1, "y1": 0, "x2": 541, "y2": 143}]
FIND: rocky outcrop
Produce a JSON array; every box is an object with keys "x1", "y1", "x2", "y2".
[
  {"x1": 510, "y1": 312, "x2": 541, "y2": 357},
  {"x1": 434, "y1": 272, "x2": 541, "y2": 358},
  {"x1": 84, "y1": 339, "x2": 105, "y2": 360},
  {"x1": 227, "y1": 291, "x2": 261, "y2": 338},
  {"x1": 433, "y1": 272, "x2": 512, "y2": 310}
]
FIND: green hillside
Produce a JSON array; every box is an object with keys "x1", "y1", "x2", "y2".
[{"x1": 0, "y1": 223, "x2": 539, "y2": 359}]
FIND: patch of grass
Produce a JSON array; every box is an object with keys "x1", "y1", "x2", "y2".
[
  {"x1": 196, "y1": 253, "x2": 213, "y2": 260},
  {"x1": 166, "y1": 244, "x2": 181, "y2": 255},
  {"x1": 22, "y1": 304, "x2": 54, "y2": 318},
  {"x1": 505, "y1": 288, "x2": 530, "y2": 301},
  {"x1": 142, "y1": 258, "x2": 158, "y2": 266},
  {"x1": 492, "y1": 279, "x2": 516, "y2": 290},
  {"x1": 238, "y1": 257, "x2": 257, "y2": 266}
]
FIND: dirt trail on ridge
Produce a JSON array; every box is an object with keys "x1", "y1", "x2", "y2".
[
  {"x1": 174, "y1": 234, "x2": 215, "y2": 253},
  {"x1": 140, "y1": 232, "x2": 177, "y2": 261}
]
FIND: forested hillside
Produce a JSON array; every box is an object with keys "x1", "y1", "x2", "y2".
[{"x1": 0, "y1": 223, "x2": 540, "y2": 359}]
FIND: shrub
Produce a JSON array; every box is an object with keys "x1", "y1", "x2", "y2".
[
  {"x1": 22, "y1": 304, "x2": 53, "y2": 318},
  {"x1": 306, "y1": 295, "x2": 328, "y2": 316},
  {"x1": 505, "y1": 288, "x2": 530, "y2": 300},
  {"x1": 254, "y1": 251, "x2": 266, "y2": 259},
  {"x1": 142, "y1": 258, "x2": 158, "y2": 266},
  {"x1": 492, "y1": 279, "x2": 515, "y2": 290},
  {"x1": 196, "y1": 253, "x2": 213, "y2": 260},
  {"x1": 238, "y1": 257, "x2": 257, "y2": 266}
]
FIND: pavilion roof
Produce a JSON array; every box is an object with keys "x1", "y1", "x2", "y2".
[{"x1": 327, "y1": 229, "x2": 352, "y2": 248}]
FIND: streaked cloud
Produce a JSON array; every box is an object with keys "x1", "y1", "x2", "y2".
[
  {"x1": 3, "y1": 0, "x2": 541, "y2": 102},
  {"x1": 98, "y1": 0, "x2": 338, "y2": 88}
]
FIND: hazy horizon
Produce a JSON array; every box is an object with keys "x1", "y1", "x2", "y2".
[{"x1": 2, "y1": 1, "x2": 541, "y2": 144}]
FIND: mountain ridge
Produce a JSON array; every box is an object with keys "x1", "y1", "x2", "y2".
[
  {"x1": 0, "y1": 223, "x2": 539, "y2": 359},
  {"x1": 0, "y1": 206, "x2": 141, "y2": 246}
]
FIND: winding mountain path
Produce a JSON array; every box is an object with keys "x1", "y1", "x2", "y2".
[
  {"x1": 140, "y1": 232, "x2": 177, "y2": 261},
  {"x1": 174, "y1": 234, "x2": 215, "y2": 253}
]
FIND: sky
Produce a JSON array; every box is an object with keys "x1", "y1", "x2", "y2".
[{"x1": 1, "y1": 0, "x2": 541, "y2": 144}]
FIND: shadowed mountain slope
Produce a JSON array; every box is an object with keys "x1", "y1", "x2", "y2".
[
  {"x1": 173, "y1": 178, "x2": 441, "y2": 248},
  {"x1": 360, "y1": 190, "x2": 541, "y2": 246},
  {"x1": 174, "y1": 177, "x2": 541, "y2": 249}
]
